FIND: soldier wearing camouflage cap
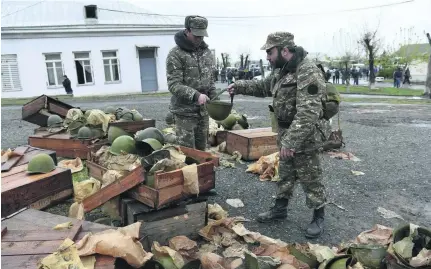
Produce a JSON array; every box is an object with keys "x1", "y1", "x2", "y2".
[
  {"x1": 228, "y1": 32, "x2": 329, "y2": 239},
  {"x1": 165, "y1": 15, "x2": 217, "y2": 150}
]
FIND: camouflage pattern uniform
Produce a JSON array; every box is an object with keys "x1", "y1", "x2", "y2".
[
  {"x1": 233, "y1": 32, "x2": 328, "y2": 238},
  {"x1": 166, "y1": 16, "x2": 216, "y2": 150}
]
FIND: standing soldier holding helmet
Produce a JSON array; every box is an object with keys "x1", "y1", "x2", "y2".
[
  {"x1": 227, "y1": 32, "x2": 329, "y2": 239},
  {"x1": 166, "y1": 15, "x2": 217, "y2": 150}
]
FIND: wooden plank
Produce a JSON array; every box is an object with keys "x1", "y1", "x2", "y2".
[
  {"x1": 82, "y1": 166, "x2": 144, "y2": 212},
  {"x1": 2, "y1": 220, "x2": 81, "y2": 242},
  {"x1": 127, "y1": 185, "x2": 157, "y2": 208},
  {"x1": 1, "y1": 168, "x2": 72, "y2": 217},
  {"x1": 1, "y1": 254, "x2": 115, "y2": 269},
  {"x1": 21, "y1": 95, "x2": 46, "y2": 120},
  {"x1": 28, "y1": 188, "x2": 73, "y2": 210},
  {"x1": 1, "y1": 147, "x2": 28, "y2": 172},
  {"x1": 2, "y1": 227, "x2": 7, "y2": 237},
  {"x1": 1, "y1": 164, "x2": 28, "y2": 178},
  {"x1": 28, "y1": 136, "x2": 91, "y2": 159},
  {"x1": 67, "y1": 220, "x2": 83, "y2": 240},
  {"x1": 1, "y1": 240, "x2": 63, "y2": 255},
  {"x1": 153, "y1": 161, "x2": 214, "y2": 189},
  {"x1": 48, "y1": 102, "x2": 70, "y2": 117},
  {"x1": 179, "y1": 146, "x2": 220, "y2": 167}
]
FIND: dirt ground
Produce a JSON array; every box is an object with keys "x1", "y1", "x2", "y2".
[{"x1": 2, "y1": 95, "x2": 430, "y2": 246}]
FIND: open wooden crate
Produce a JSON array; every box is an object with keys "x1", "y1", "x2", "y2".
[
  {"x1": 21, "y1": 95, "x2": 75, "y2": 127},
  {"x1": 87, "y1": 145, "x2": 219, "y2": 210}
]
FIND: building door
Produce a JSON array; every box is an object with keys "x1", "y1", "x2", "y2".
[{"x1": 138, "y1": 49, "x2": 158, "y2": 92}]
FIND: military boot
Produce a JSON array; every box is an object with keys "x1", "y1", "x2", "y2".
[
  {"x1": 256, "y1": 198, "x2": 289, "y2": 223},
  {"x1": 305, "y1": 207, "x2": 325, "y2": 238}
]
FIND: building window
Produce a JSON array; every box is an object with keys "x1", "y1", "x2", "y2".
[
  {"x1": 74, "y1": 52, "x2": 93, "y2": 85},
  {"x1": 85, "y1": 5, "x2": 97, "y2": 19},
  {"x1": 1, "y1": 54, "x2": 22, "y2": 91},
  {"x1": 102, "y1": 51, "x2": 121, "y2": 82},
  {"x1": 44, "y1": 53, "x2": 64, "y2": 86}
]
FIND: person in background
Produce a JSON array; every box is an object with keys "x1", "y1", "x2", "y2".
[
  {"x1": 62, "y1": 75, "x2": 73, "y2": 95},
  {"x1": 403, "y1": 68, "x2": 411, "y2": 85}
]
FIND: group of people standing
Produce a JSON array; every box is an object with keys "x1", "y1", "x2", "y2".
[
  {"x1": 165, "y1": 15, "x2": 334, "y2": 239},
  {"x1": 393, "y1": 68, "x2": 411, "y2": 88}
]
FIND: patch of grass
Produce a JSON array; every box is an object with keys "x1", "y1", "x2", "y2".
[
  {"x1": 1, "y1": 92, "x2": 171, "y2": 106},
  {"x1": 72, "y1": 162, "x2": 89, "y2": 182},
  {"x1": 342, "y1": 97, "x2": 431, "y2": 105},
  {"x1": 336, "y1": 85, "x2": 424, "y2": 96}
]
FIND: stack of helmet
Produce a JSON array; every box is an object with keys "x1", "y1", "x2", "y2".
[
  {"x1": 113, "y1": 107, "x2": 143, "y2": 122},
  {"x1": 109, "y1": 135, "x2": 137, "y2": 155},
  {"x1": 134, "y1": 127, "x2": 165, "y2": 156}
]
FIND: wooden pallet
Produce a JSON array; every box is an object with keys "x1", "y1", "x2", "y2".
[
  {"x1": 87, "y1": 146, "x2": 219, "y2": 209},
  {"x1": 21, "y1": 95, "x2": 75, "y2": 127},
  {"x1": 226, "y1": 127, "x2": 278, "y2": 161},
  {"x1": 121, "y1": 199, "x2": 208, "y2": 251},
  {"x1": 1, "y1": 208, "x2": 116, "y2": 269}
]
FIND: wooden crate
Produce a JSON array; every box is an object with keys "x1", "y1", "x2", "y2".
[
  {"x1": 1, "y1": 164, "x2": 72, "y2": 218},
  {"x1": 226, "y1": 127, "x2": 278, "y2": 161},
  {"x1": 21, "y1": 95, "x2": 75, "y2": 127},
  {"x1": 1, "y1": 208, "x2": 116, "y2": 269},
  {"x1": 87, "y1": 146, "x2": 219, "y2": 209},
  {"x1": 122, "y1": 200, "x2": 207, "y2": 251},
  {"x1": 29, "y1": 118, "x2": 155, "y2": 159}
]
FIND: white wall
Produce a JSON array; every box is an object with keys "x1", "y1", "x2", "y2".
[
  {"x1": 1, "y1": 34, "x2": 176, "y2": 98},
  {"x1": 409, "y1": 61, "x2": 428, "y2": 82}
]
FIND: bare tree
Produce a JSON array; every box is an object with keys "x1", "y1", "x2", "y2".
[
  {"x1": 425, "y1": 32, "x2": 431, "y2": 96},
  {"x1": 221, "y1": 53, "x2": 231, "y2": 68},
  {"x1": 359, "y1": 29, "x2": 380, "y2": 89}
]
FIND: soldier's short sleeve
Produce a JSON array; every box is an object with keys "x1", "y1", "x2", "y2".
[
  {"x1": 166, "y1": 49, "x2": 199, "y2": 102},
  {"x1": 281, "y1": 63, "x2": 325, "y2": 150}
]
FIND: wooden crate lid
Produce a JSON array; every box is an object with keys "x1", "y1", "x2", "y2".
[{"x1": 227, "y1": 127, "x2": 277, "y2": 138}]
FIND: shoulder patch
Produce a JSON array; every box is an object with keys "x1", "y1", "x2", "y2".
[{"x1": 307, "y1": 84, "x2": 319, "y2": 95}]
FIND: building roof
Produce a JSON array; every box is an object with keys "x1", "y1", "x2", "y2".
[{"x1": 1, "y1": 0, "x2": 183, "y2": 28}]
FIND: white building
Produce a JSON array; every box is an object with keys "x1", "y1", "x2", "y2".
[{"x1": 1, "y1": 1, "x2": 183, "y2": 98}]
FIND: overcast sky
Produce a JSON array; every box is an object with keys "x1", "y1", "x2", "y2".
[{"x1": 128, "y1": 0, "x2": 431, "y2": 61}]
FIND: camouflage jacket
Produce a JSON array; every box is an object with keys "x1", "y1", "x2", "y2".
[
  {"x1": 234, "y1": 57, "x2": 328, "y2": 151},
  {"x1": 166, "y1": 30, "x2": 216, "y2": 117}
]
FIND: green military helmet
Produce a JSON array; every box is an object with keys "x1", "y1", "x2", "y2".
[
  {"x1": 27, "y1": 153, "x2": 56, "y2": 174},
  {"x1": 324, "y1": 255, "x2": 354, "y2": 269},
  {"x1": 77, "y1": 126, "x2": 92, "y2": 139},
  {"x1": 141, "y1": 138, "x2": 162, "y2": 151},
  {"x1": 107, "y1": 126, "x2": 129, "y2": 144},
  {"x1": 120, "y1": 111, "x2": 134, "y2": 121},
  {"x1": 237, "y1": 114, "x2": 249, "y2": 129},
  {"x1": 348, "y1": 245, "x2": 387, "y2": 269},
  {"x1": 220, "y1": 114, "x2": 237, "y2": 130},
  {"x1": 134, "y1": 127, "x2": 165, "y2": 145},
  {"x1": 115, "y1": 107, "x2": 131, "y2": 120},
  {"x1": 165, "y1": 112, "x2": 174, "y2": 125},
  {"x1": 104, "y1": 106, "x2": 116, "y2": 114},
  {"x1": 47, "y1": 114, "x2": 63, "y2": 127},
  {"x1": 131, "y1": 110, "x2": 143, "y2": 121},
  {"x1": 90, "y1": 127, "x2": 105, "y2": 139},
  {"x1": 109, "y1": 135, "x2": 137, "y2": 155}
]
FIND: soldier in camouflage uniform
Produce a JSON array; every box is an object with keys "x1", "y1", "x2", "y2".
[
  {"x1": 228, "y1": 32, "x2": 328, "y2": 238},
  {"x1": 166, "y1": 15, "x2": 217, "y2": 151}
]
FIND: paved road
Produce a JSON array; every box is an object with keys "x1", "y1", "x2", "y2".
[{"x1": 2, "y1": 96, "x2": 430, "y2": 245}]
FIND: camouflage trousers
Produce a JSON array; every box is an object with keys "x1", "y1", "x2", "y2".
[
  {"x1": 277, "y1": 152, "x2": 327, "y2": 209},
  {"x1": 174, "y1": 114, "x2": 209, "y2": 151}
]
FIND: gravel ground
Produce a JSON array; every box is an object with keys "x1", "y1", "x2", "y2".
[{"x1": 2, "y1": 96, "x2": 430, "y2": 246}]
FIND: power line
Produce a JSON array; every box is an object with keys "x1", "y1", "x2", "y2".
[
  {"x1": 1, "y1": 0, "x2": 45, "y2": 18},
  {"x1": 98, "y1": 0, "x2": 414, "y2": 19}
]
